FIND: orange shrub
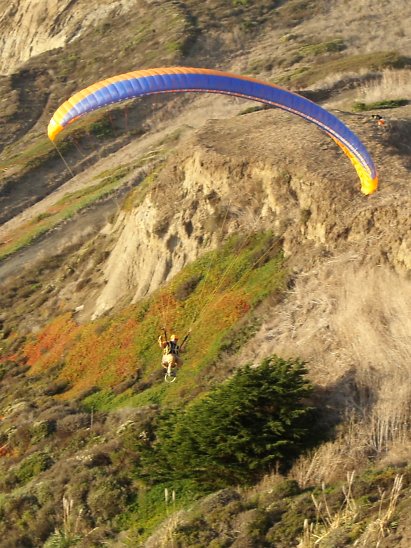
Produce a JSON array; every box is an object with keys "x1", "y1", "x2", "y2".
[{"x1": 23, "y1": 313, "x2": 79, "y2": 373}]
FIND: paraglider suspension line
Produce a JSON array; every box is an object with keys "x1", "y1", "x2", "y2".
[{"x1": 52, "y1": 141, "x2": 76, "y2": 179}]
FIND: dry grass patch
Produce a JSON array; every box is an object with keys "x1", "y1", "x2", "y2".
[
  {"x1": 240, "y1": 261, "x2": 411, "y2": 483},
  {"x1": 280, "y1": 51, "x2": 410, "y2": 88},
  {"x1": 355, "y1": 69, "x2": 411, "y2": 104},
  {"x1": 298, "y1": 472, "x2": 404, "y2": 548},
  {"x1": 290, "y1": 416, "x2": 368, "y2": 488}
]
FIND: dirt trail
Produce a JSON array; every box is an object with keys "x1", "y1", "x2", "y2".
[
  {"x1": 0, "y1": 93, "x2": 252, "y2": 239},
  {"x1": 0, "y1": 93, "x2": 254, "y2": 283},
  {"x1": 0, "y1": 197, "x2": 117, "y2": 283}
]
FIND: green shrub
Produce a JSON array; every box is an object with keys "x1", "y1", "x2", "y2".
[
  {"x1": 246, "y1": 508, "x2": 275, "y2": 540},
  {"x1": 8, "y1": 424, "x2": 33, "y2": 453},
  {"x1": 89, "y1": 116, "x2": 113, "y2": 139},
  {"x1": 43, "y1": 380, "x2": 71, "y2": 396},
  {"x1": 173, "y1": 273, "x2": 203, "y2": 301},
  {"x1": 266, "y1": 491, "x2": 315, "y2": 545},
  {"x1": 31, "y1": 420, "x2": 56, "y2": 443},
  {"x1": 0, "y1": 362, "x2": 9, "y2": 381},
  {"x1": 238, "y1": 105, "x2": 270, "y2": 116},
  {"x1": 353, "y1": 99, "x2": 408, "y2": 111},
  {"x1": 44, "y1": 530, "x2": 82, "y2": 547},
  {"x1": 15, "y1": 452, "x2": 54, "y2": 485},
  {"x1": 299, "y1": 39, "x2": 346, "y2": 57},
  {"x1": 141, "y1": 356, "x2": 314, "y2": 488},
  {"x1": 87, "y1": 477, "x2": 131, "y2": 522}
]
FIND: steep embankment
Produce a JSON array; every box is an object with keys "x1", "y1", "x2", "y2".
[
  {"x1": 81, "y1": 105, "x2": 410, "y2": 456},
  {"x1": 0, "y1": 0, "x2": 137, "y2": 75},
  {"x1": 2, "y1": 104, "x2": 409, "y2": 378},
  {"x1": 0, "y1": 1, "x2": 410, "y2": 545},
  {"x1": 91, "y1": 107, "x2": 410, "y2": 319}
]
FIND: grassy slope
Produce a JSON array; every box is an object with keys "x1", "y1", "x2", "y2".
[
  {"x1": 159, "y1": 466, "x2": 411, "y2": 548},
  {"x1": 21, "y1": 231, "x2": 285, "y2": 403},
  {"x1": 6, "y1": 233, "x2": 409, "y2": 546},
  {"x1": 0, "y1": 231, "x2": 287, "y2": 543},
  {"x1": 0, "y1": 147, "x2": 163, "y2": 260},
  {"x1": 0, "y1": 0, "x2": 410, "y2": 545}
]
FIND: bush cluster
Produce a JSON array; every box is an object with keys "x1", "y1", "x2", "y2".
[{"x1": 141, "y1": 355, "x2": 314, "y2": 489}]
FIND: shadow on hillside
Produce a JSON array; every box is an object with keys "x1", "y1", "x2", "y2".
[
  {"x1": 310, "y1": 367, "x2": 378, "y2": 435},
  {"x1": 383, "y1": 118, "x2": 411, "y2": 168}
]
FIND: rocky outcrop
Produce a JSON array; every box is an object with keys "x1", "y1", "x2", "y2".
[
  {"x1": 91, "y1": 109, "x2": 410, "y2": 318},
  {"x1": 0, "y1": 0, "x2": 136, "y2": 75}
]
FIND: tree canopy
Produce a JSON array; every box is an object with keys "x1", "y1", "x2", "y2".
[{"x1": 141, "y1": 355, "x2": 314, "y2": 488}]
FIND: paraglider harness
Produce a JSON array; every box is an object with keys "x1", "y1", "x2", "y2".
[
  {"x1": 161, "y1": 328, "x2": 190, "y2": 355},
  {"x1": 163, "y1": 339, "x2": 180, "y2": 356},
  {"x1": 161, "y1": 328, "x2": 190, "y2": 383}
]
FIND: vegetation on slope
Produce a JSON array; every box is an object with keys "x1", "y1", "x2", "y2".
[
  {"x1": 0, "y1": 231, "x2": 314, "y2": 544},
  {"x1": 0, "y1": 168, "x2": 126, "y2": 260},
  {"x1": 2, "y1": 227, "x2": 409, "y2": 545},
  {"x1": 0, "y1": 0, "x2": 410, "y2": 545},
  {"x1": 140, "y1": 357, "x2": 314, "y2": 488},
  {"x1": 19, "y1": 231, "x2": 285, "y2": 401},
  {"x1": 165, "y1": 466, "x2": 410, "y2": 547},
  {"x1": 0, "y1": 149, "x2": 164, "y2": 261},
  {"x1": 0, "y1": 349, "x2": 318, "y2": 545},
  {"x1": 279, "y1": 51, "x2": 411, "y2": 87}
]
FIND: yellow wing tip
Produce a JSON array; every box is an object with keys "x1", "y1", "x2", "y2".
[
  {"x1": 48, "y1": 119, "x2": 63, "y2": 141},
  {"x1": 360, "y1": 175, "x2": 378, "y2": 195}
]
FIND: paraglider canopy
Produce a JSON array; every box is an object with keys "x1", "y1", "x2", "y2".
[{"x1": 48, "y1": 67, "x2": 378, "y2": 195}]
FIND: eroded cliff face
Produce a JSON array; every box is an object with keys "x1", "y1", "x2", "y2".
[
  {"x1": 0, "y1": 0, "x2": 137, "y2": 75},
  {"x1": 90, "y1": 110, "x2": 410, "y2": 319}
]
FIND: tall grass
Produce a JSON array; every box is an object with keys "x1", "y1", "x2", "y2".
[
  {"x1": 356, "y1": 69, "x2": 411, "y2": 104},
  {"x1": 298, "y1": 472, "x2": 404, "y2": 548},
  {"x1": 247, "y1": 261, "x2": 411, "y2": 485},
  {"x1": 355, "y1": 474, "x2": 403, "y2": 546},
  {"x1": 298, "y1": 471, "x2": 358, "y2": 547},
  {"x1": 44, "y1": 496, "x2": 97, "y2": 547}
]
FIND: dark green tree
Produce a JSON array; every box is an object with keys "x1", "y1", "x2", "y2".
[{"x1": 141, "y1": 355, "x2": 314, "y2": 488}]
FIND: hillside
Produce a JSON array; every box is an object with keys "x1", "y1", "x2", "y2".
[{"x1": 0, "y1": 1, "x2": 410, "y2": 546}]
